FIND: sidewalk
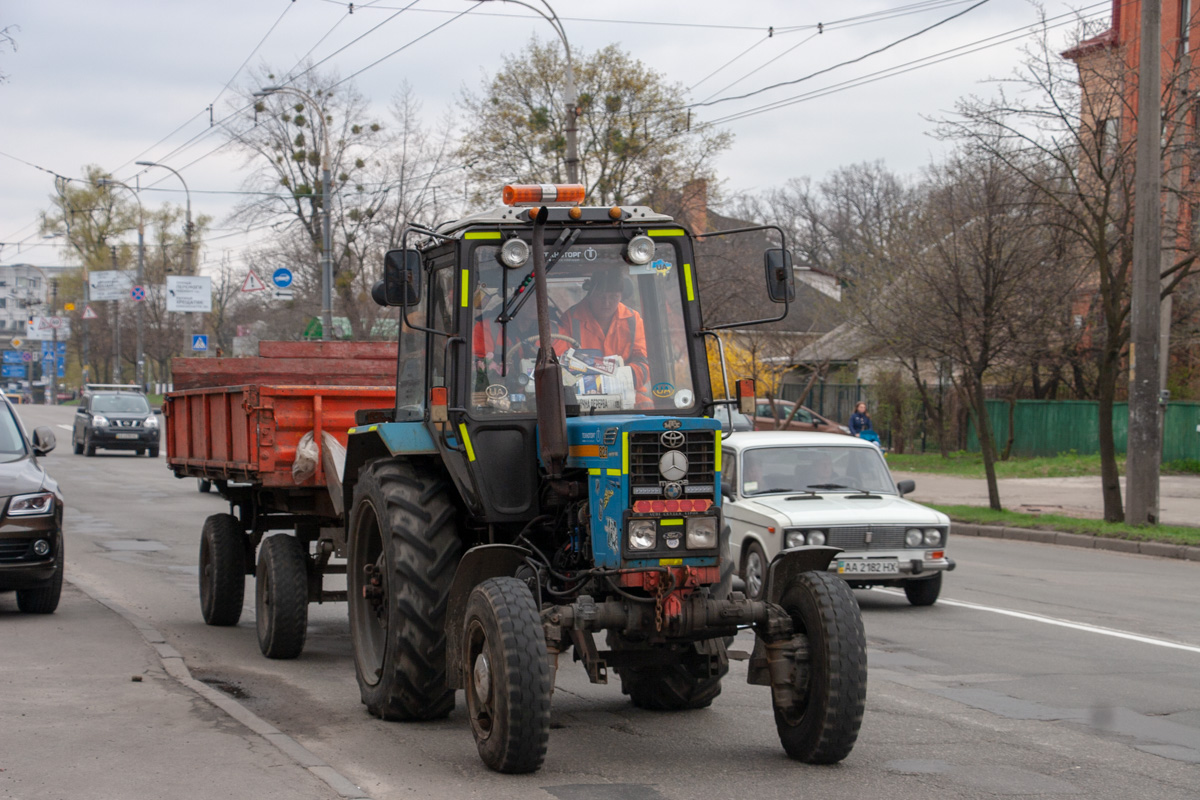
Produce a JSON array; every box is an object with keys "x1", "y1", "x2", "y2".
[
  {"x1": 0, "y1": 582, "x2": 343, "y2": 800},
  {"x1": 893, "y1": 471, "x2": 1200, "y2": 528}
]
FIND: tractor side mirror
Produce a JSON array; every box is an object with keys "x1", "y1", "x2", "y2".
[
  {"x1": 764, "y1": 248, "x2": 795, "y2": 304},
  {"x1": 375, "y1": 249, "x2": 422, "y2": 307}
]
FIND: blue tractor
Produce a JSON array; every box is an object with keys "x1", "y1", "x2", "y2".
[{"x1": 343, "y1": 184, "x2": 866, "y2": 773}]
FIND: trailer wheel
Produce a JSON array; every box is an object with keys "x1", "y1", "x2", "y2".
[
  {"x1": 772, "y1": 570, "x2": 866, "y2": 764},
  {"x1": 255, "y1": 534, "x2": 309, "y2": 659},
  {"x1": 198, "y1": 478, "x2": 212, "y2": 493},
  {"x1": 464, "y1": 577, "x2": 551, "y2": 774},
  {"x1": 348, "y1": 460, "x2": 462, "y2": 721},
  {"x1": 199, "y1": 513, "x2": 247, "y2": 626}
]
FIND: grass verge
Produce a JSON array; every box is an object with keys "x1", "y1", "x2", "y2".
[
  {"x1": 930, "y1": 503, "x2": 1200, "y2": 547},
  {"x1": 888, "y1": 450, "x2": 1200, "y2": 478}
]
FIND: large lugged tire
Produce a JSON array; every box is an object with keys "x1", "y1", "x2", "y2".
[
  {"x1": 199, "y1": 513, "x2": 247, "y2": 626},
  {"x1": 904, "y1": 572, "x2": 942, "y2": 606},
  {"x1": 773, "y1": 570, "x2": 866, "y2": 764},
  {"x1": 17, "y1": 536, "x2": 63, "y2": 614},
  {"x1": 611, "y1": 526, "x2": 735, "y2": 710},
  {"x1": 464, "y1": 577, "x2": 552, "y2": 774},
  {"x1": 255, "y1": 534, "x2": 309, "y2": 659},
  {"x1": 348, "y1": 460, "x2": 462, "y2": 721}
]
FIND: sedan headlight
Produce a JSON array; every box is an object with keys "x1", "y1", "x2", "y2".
[
  {"x1": 685, "y1": 516, "x2": 718, "y2": 549},
  {"x1": 807, "y1": 530, "x2": 826, "y2": 546},
  {"x1": 92, "y1": 415, "x2": 109, "y2": 427},
  {"x1": 628, "y1": 520, "x2": 656, "y2": 550},
  {"x1": 784, "y1": 529, "x2": 806, "y2": 548},
  {"x1": 923, "y1": 528, "x2": 942, "y2": 546},
  {"x1": 144, "y1": 415, "x2": 159, "y2": 429},
  {"x1": 8, "y1": 492, "x2": 55, "y2": 517},
  {"x1": 905, "y1": 528, "x2": 924, "y2": 547}
]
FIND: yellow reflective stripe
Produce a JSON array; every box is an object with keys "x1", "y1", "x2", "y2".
[
  {"x1": 588, "y1": 468, "x2": 601, "y2": 475},
  {"x1": 460, "y1": 269, "x2": 470, "y2": 307},
  {"x1": 606, "y1": 468, "x2": 621, "y2": 476},
  {"x1": 659, "y1": 558, "x2": 683, "y2": 566},
  {"x1": 622, "y1": 432, "x2": 629, "y2": 474},
  {"x1": 684, "y1": 263, "x2": 695, "y2": 302},
  {"x1": 464, "y1": 231, "x2": 501, "y2": 240},
  {"x1": 458, "y1": 423, "x2": 476, "y2": 461},
  {"x1": 714, "y1": 432, "x2": 721, "y2": 471},
  {"x1": 660, "y1": 519, "x2": 684, "y2": 527},
  {"x1": 648, "y1": 229, "x2": 685, "y2": 237}
]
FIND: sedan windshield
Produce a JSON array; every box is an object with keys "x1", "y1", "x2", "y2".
[
  {"x1": 741, "y1": 445, "x2": 895, "y2": 496},
  {"x1": 92, "y1": 394, "x2": 150, "y2": 414},
  {"x1": 0, "y1": 403, "x2": 28, "y2": 463}
]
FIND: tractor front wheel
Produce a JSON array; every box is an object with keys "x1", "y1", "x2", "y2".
[{"x1": 772, "y1": 570, "x2": 866, "y2": 764}]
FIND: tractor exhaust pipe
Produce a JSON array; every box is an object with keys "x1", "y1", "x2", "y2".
[{"x1": 531, "y1": 206, "x2": 568, "y2": 479}]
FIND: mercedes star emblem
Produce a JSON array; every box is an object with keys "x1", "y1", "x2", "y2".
[{"x1": 659, "y1": 450, "x2": 689, "y2": 481}]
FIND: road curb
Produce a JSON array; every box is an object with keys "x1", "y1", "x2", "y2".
[
  {"x1": 951, "y1": 522, "x2": 1200, "y2": 561},
  {"x1": 67, "y1": 577, "x2": 374, "y2": 800}
]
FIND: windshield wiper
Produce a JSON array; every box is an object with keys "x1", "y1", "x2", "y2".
[
  {"x1": 806, "y1": 483, "x2": 848, "y2": 491},
  {"x1": 807, "y1": 483, "x2": 883, "y2": 498},
  {"x1": 497, "y1": 228, "x2": 579, "y2": 325}
]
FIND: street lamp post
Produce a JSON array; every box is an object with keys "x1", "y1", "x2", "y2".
[
  {"x1": 135, "y1": 161, "x2": 194, "y2": 362},
  {"x1": 254, "y1": 85, "x2": 334, "y2": 340},
  {"x1": 480, "y1": 0, "x2": 579, "y2": 183},
  {"x1": 98, "y1": 178, "x2": 146, "y2": 389}
]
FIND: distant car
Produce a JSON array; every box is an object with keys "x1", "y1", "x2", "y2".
[
  {"x1": 0, "y1": 394, "x2": 64, "y2": 613},
  {"x1": 752, "y1": 398, "x2": 851, "y2": 434},
  {"x1": 72, "y1": 384, "x2": 161, "y2": 457},
  {"x1": 713, "y1": 405, "x2": 753, "y2": 432},
  {"x1": 721, "y1": 431, "x2": 954, "y2": 606}
]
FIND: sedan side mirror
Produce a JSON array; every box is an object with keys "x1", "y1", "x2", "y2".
[
  {"x1": 896, "y1": 479, "x2": 915, "y2": 496},
  {"x1": 721, "y1": 477, "x2": 735, "y2": 500},
  {"x1": 32, "y1": 426, "x2": 56, "y2": 456}
]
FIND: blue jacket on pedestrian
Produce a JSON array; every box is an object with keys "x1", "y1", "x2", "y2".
[{"x1": 849, "y1": 411, "x2": 872, "y2": 436}]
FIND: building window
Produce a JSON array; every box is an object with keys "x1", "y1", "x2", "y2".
[{"x1": 0, "y1": 298, "x2": 6, "y2": 308}]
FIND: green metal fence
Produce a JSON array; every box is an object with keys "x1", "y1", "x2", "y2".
[{"x1": 966, "y1": 400, "x2": 1200, "y2": 461}]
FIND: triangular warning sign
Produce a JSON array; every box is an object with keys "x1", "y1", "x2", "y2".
[
  {"x1": 242, "y1": 270, "x2": 268, "y2": 292},
  {"x1": 82, "y1": 306, "x2": 99, "y2": 320}
]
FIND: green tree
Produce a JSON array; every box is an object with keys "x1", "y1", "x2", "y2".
[{"x1": 458, "y1": 39, "x2": 731, "y2": 206}]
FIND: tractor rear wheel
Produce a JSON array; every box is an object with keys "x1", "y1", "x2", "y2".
[
  {"x1": 255, "y1": 534, "x2": 309, "y2": 659},
  {"x1": 348, "y1": 460, "x2": 461, "y2": 721},
  {"x1": 772, "y1": 570, "x2": 866, "y2": 764},
  {"x1": 463, "y1": 577, "x2": 551, "y2": 773}
]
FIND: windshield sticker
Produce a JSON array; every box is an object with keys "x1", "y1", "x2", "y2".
[
  {"x1": 674, "y1": 389, "x2": 694, "y2": 409},
  {"x1": 605, "y1": 516, "x2": 619, "y2": 554},
  {"x1": 629, "y1": 257, "x2": 673, "y2": 276},
  {"x1": 652, "y1": 382, "x2": 675, "y2": 399}
]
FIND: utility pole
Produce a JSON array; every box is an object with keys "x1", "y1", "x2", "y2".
[
  {"x1": 1127, "y1": 0, "x2": 1163, "y2": 525},
  {"x1": 111, "y1": 245, "x2": 122, "y2": 383}
]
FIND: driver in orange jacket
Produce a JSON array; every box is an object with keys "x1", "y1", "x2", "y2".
[{"x1": 556, "y1": 269, "x2": 651, "y2": 405}]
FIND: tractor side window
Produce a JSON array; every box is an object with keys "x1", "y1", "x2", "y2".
[
  {"x1": 395, "y1": 311, "x2": 426, "y2": 419},
  {"x1": 429, "y1": 267, "x2": 456, "y2": 390}
]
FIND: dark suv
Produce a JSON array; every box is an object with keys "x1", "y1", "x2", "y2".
[
  {"x1": 72, "y1": 385, "x2": 161, "y2": 457},
  {"x1": 0, "y1": 394, "x2": 64, "y2": 614}
]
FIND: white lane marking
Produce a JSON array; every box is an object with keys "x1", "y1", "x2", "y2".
[
  {"x1": 875, "y1": 588, "x2": 1200, "y2": 654},
  {"x1": 57, "y1": 424, "x2": 73, "y2": 431}
]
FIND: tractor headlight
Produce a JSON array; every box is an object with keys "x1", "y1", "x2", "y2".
[
  {"x1": 625, "y1": 235, "x2": 655, "y2": 265},
  {"x1": 923, "y1": 528, "x2": 942, "y2": 546},
  {"x1": 685, "y1": 516, "x2": 717, "y2": 549},
  {"x1": 807, "y1": 530, "x2": 826, "y2": 546},
  {"x1": 499, "y1": 238, "x2": 530, "y2": 269},
  {"x1": 628, "y1": 519, "x2": 657, "y2": 550},
  {"x1": 905, "y1": 528, "x2": 924, "y2": 547},
  {"x1": 784, "y1": 529, "x2": 806, "y2": 548},
  {"x1": 92, "y1": 415, "x2": 109, "y2": 427}
]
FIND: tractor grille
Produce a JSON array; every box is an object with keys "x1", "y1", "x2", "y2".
[
  {"x1": 628, "y1": 430, "x2": 717, "y2": 499},
  {"x1": 0, "y1": 538, "x2": 34, "y2": 563},
  {"x1": 826, "y1": 526, "x2": 909, "y2": 551}
]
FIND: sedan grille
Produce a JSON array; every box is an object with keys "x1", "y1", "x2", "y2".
[
  {"x1": 826, "y1": 525, "x2": 909, "y2": 551},
  {"x1": 0, "y1": 538, "x2": 34, "y2": 563}
]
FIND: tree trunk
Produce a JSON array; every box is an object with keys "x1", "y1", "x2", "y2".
[
  {"x1": 967, "y1": 372, "x2": 1002, "y2": 510},
  {"x1": 1096, "y1": 351, "x2": 1125, "y2": 522},
  {"x1": 1001, "y1": 395, "x2": 1016, "y2": 461}
]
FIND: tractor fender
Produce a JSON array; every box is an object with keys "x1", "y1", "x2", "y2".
[
  {"x1": 443, "y1": 543, "x2": 532, "y2": 688},
  {"x1": 764, "y1": 546, "x2": 843, "y2": 605}
]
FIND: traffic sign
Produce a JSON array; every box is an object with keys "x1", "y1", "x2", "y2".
[
  {"x1": 167, "y1": 276, "x2": 213, "y2": 312},
  {"x1": 272, "y1": 267, "x2": 293, "y2": 289},
  {"x1": 242, "y1": 270, "x2": 267, "y2": 293},
  {"x1": 192, "y1": 335, "x2": 208, "y2": 352},
  {"x1": 20, "y1": 351, "x2": 32, "y2": 362},
  {"x1": 131, "y1": 285, "x2": 146, "y2": 302},
  {"x1": 64, "y1": 302, "x2": 75, "y2": 311},
  {"x1": 82, "y1": 306, "x2": 98, "y2": 320},
  {"x1": 10, "y1": 338, "x2": 22, "y2": 348},
  {"x1": 272, "y1": 289, "x2": 295, "y2": 301},
  {"x1": 89, "y1": 270, "x2": 134, "y2": 301},
  {"x1": 26, "y1": 316, "x2": 71, "y2": 341}
]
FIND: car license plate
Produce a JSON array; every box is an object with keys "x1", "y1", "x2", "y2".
[
  {"x1": 837, "y1": 559, "x2": 899, "y2": 576},
  {"x1": 115, "y1": 433, "x2": 139, "y2": 440}
]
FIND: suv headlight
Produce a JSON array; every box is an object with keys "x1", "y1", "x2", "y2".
[
  {"x1": 92, "y1": 415, "x2": 109, "y2": 427},
  {"x1": 685, "y1": 516, "x2": 717, "y2": 549},
  {"x1": 144, "y1": 415, "x2": 159, "y2": 428},
  {"x1": 923, "y1": 528, "x2": 942, "y2": 546},
  {"x1": 905, "y1": 528, "x2": 924, "y2": 547},
  {"x1": 8, "y1": 492, "x2": 55, "y2": 516},
  {"x1": 628, "y1": 520, "x2": 656, "y2": 550}
]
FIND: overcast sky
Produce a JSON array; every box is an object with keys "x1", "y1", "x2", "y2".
[{"x1": 0, "y1": 0, "x2": 1107, "y2": 273}]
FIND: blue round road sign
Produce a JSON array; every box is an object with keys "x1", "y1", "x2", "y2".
[{"x1": 272, "y1": 267, "x2": 293, "y2": 288}]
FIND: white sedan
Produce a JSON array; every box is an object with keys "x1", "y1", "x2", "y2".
[{"x1": 721, "y1": 432, "x2": 954, "y2": 606}]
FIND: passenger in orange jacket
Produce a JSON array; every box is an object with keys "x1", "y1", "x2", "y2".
[{"x1": 556, "y1": 270, "x2": 650, "y2": 405}]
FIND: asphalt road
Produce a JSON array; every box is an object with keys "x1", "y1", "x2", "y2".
[{"x1": 4, "y1": 404, "x2": 1199, "y2": 800}]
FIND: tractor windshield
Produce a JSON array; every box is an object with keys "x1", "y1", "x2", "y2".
[{"x1": 469, "y1": 238, "x2": 695, "y2": 415}]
